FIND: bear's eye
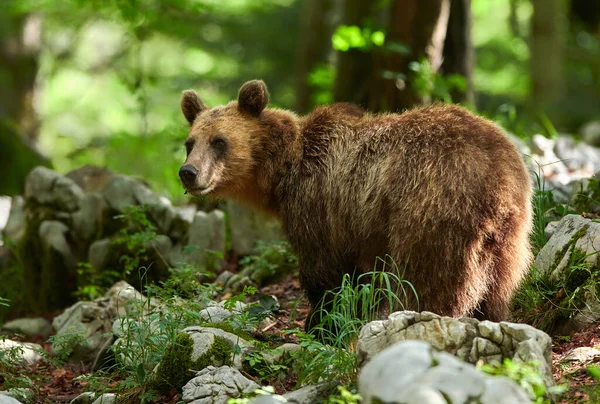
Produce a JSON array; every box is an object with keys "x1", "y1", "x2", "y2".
[
  {"x1": 212, "y1": 137, "x2": 228, "y2": 156},
  {"x1": 185, "y1": 139, "x2": 194, "y2": 156}
]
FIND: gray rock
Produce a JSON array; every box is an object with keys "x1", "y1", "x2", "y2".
[
  {"x1": 3, "y1": 196, "x2": 24, "y2": 244},
  {"x1": 563, "y1": 347, "x2": 600, "y2": 363},
  {"x1": 182, "y1": 326, "x2": 254, "y2": 369},
  {"x1": 554, "y1": 135, "x2": 600, "y2": 173},
  {"x1": 0, "y1": 388, "x2": 33, "y2": 404},
  {"x1": 283, "y1": 382, "x2": 336, "y2": 404},
  {"x1": 132, "y1": 181, "x2": 175, "y2": 234},
  {"x1": 0, "y1": 317, "x2": 52, "y2": 338},
  {"x1": 358, "y1": 340, "x2": 531, "y2": 404},
  {"x1": 227, "y1": 201, "x2": 283, "y2": 255},
  {"x1": 249, "y1": 397, "x2": 286, "y2": 404},
  {"x1": 533, "y1": 215, "x2": 600, "y2": 333},
  {"x1": 534, "y1": 215, "x2": 599, "y2": 280},
  {"x1": 25, "y1": 167, "x2": 85, "y2": 212},
  {"x1": 72, "y1": 193, "x2": 108, "y2": 242},
  {"x1": 0, "y1": 339, "x2": 43, "y2": 366},
  {"x1": 182, "y1": 365, "x2": 259, "y2": 404},
  {"x1": 186, "y1": 210, "x2": 226, "y2": 271},
  {"x1": 0, "y1": 394, "x2": 24, "y2": 404},
  {"x1": 101, "y1": 175, "x2": 138, "y2": 212},
  {"x1": 88, "y1": 238, "x2": 111, "y2": 273},
  {"x1": 51, "y1": 300, "x2": 112, "y2": 362},
  {"x1": 69, "y1": 392, "x2": 96, "y2": 404},
  {"x1": 214, "y1": 270, "x2": 234, "y2": 287},
  {"x1": 199, "y1": 301, "x2": 247, "y2": 323},
  {"x1": 582, "y1": 121, "x2": 600, "y2": 147},
  {"x1": 39, "y1": 220, "x2": 76, "y2": 267},
  {"x1": 91, "y1": 394, "x2": 116, "y2": 404},
  {"x1": 105, "y1": 281, "x2": 152, "y2": 318},
  {"x1": 545, "y1": 221, "x2": 560, "y2": 240},
  {"x1": 358, "y1": 311, "x2": 553, "y2": 389}
]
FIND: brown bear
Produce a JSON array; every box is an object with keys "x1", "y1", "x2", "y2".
[{"x1": 178, "y1": 80, "x2": 533, "y2": 329}]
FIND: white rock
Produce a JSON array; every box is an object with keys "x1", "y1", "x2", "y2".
[
  {"x1": 358, "y1": 340, "x2": 531, "y2": 404},
  {"x1": 25, "y1": 167, "x2": 84, "y2": 212},
  {"x1": 181, "y1": 366, "x2": 259, "y2": 404},
  {"x1": 0, "y1": 339, "x2": 43, "y2": 365},
  {"x1": 563, "y1": 347, "x2": 600, "y2": 363}
]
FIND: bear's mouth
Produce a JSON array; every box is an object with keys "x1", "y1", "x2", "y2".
[{"x1": 186, "y1": 180, "x2": 216, "y2": 196}]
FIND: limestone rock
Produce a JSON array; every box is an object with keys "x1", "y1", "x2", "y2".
[
  {"x1": 51, "y1": 300, "x2": 112, "y2": 363},
  {"x1": 227, "y1": 201, "x2": 283, "y2": 255},
  {"x1": 358, "y1": 311, "x2": 553, "y2": 389},
  {"x1": 181, "y1": 366, "x2": 259, "y2": 404},
  {"x1": 0, "y1": 317, "x2": 52, "y2": 338},
  {"x1": 0, "y1": 339, "x2": 43, "y2": 366},
  {"x1": 358, "y1": 340, "x2": 531, "y2": 404},
  {"x1": 0, "y1": 394, "x2": 25, "y2": 404},
  {"x1": 533, "y1": 214, "x2": 600, "y2": 333},
  {"x1": 2, "y1": 196, "x2": 24, "y2": 244},
  {"x1": 282, "y1": 382, "x2": 336, "y2": 404},
  {"x1": 185, "y1": 210, "x2": 226, "y2": 271},
  {"x1": 182, "y1": 326, "x2": 254, "y2": 369},
  {"x1": 25, "y1": 167, "x2": 85, "y2": 212},
  {"x1": 91, "y1": 394, "x2": 116, "y2": 404},
  {"x1": 69, "y1": 392, "x2": 96, "y2": 404}
]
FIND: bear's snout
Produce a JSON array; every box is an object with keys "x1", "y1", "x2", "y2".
[{"x1": 179, "y1": 164, "x2": 199, "y2": 187}]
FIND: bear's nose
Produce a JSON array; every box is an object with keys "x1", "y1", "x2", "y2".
[{"x1": 179, "y1": 165, "x2": 198, "y2": 186}]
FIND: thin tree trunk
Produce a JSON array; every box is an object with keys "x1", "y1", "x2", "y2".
[
  {"x1": 369, "y1": 0, "x2": 451, "y2": 112},
  {"x1": 530, "y1": 0, "x2": 567, "y2": 122},
  {"x1": 0, "y1": 13, "x2": 41, "y2": 141},
  {"x1": 296, "y1": 0, "x2": 336, "y2": 113},
  {"x1": 441, "y1": 0, "x2": 474, "y2": 105},
  {"x1": 332, "y1": 0, "x2": 377, "y2": 106}
]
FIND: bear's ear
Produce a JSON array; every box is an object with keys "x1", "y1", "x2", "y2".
[
  {"x1": 181, "y1": 90, "x2": 207, "y2": 125},
  {"x1": 237, "y1": 80, "x2": 269, "y2": 117}
]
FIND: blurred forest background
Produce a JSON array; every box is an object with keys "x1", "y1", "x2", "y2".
[{"x1": 1, "y1": 0, "x2": 599, "y2": 204}]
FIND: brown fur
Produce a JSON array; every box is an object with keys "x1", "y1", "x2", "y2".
[{"x1": 180, "y1": 80, "x2": 533, "y2": 329}]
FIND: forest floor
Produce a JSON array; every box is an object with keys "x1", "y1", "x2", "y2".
[{"x1": 4, "y1": 270, "x2": 600, "y2": 403}]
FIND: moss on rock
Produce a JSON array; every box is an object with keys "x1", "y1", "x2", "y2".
[{"x1": 153, "y1": 331, "x2": 234, "y2": 394}]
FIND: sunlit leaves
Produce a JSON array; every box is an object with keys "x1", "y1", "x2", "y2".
[{"x1": 332, "y1": 25, "x2": 385, "y2": 52}]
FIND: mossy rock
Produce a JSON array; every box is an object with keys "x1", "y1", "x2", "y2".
[{"x1": 153, "y1": 332, "x2": 233, "y2": 394}]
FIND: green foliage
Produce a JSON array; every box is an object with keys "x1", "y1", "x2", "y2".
[
  {"x1": 290, "y1": 257, "x2": 417, "y2": 386},
  {"x1": 310, "y1": 257, "x2": 417, "y2": 347},
  {"x1": 479, "y1": 358, "x2": 566, "y2": 402},
  {"x1": 531, "y1": 166, "x2": 556, "y2": 254},
  {"x1": 332, "y1": 25, "x2": 385, "y2": 52},
  {"x1": 238, "y1": 241, "x2": 299, "y2": 286},
  {"x1": 325, "y1": 386, "x2": 361, "y2": 404},
  {"x1": 112, "y1": 205, "x2": 159, "y2": 275},
  {"x1": 47, "y1": 327, "x2": 88, "y2": 362},
  {"x1": 244, "y1": 350, "x2": 289, "y2": 383},
  {"x1": 408, "y1": 58, "x2": 467, "y2": 104}
]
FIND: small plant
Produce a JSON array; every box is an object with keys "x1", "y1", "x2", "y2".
[
  {"x1": 326, "y1": 386, "x2": 361, "y2": 404},
  {"x1": 244, "y1": 351, "x2": 289, "y2": 383},
  {"x1": 47, "y1": 327, "x2": 88, "y2": 362},
  {"x1": 238, "y1": 241, "x2": 298, "y2": 286},
  {"x1": 409, "y1": 57, "x2": 467, "y2": 104},
  {"x1": 288, "y1": 257, "x2": 417, "y2": 386},
  {"x1": 479, "y1": 358, "x2": 566, "y2": 402},
  {"x1": 111, "y1": 204, "x2": 168, "y2": 278}
]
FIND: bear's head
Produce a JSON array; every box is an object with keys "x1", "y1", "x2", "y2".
[{"x1": 178, "y1": 80, "x2": 270, "y2": 198}]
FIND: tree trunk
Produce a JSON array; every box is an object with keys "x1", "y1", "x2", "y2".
[
  {"x1": 368, "y1": 0, "x2": 451, "y2": 112},
  {"x1": 0, "y1": 13, "x2": 41, "y2": 141},
  {"x1": 530, "y1": 0, "x2": 567, "y2": 122},
  {"x1": 0, "y1": 12, "x2": 47, "y2": 196},
  {"x1": 296, "y1": 0, "x2": 336, "y2": 113},
  {"x1": 332, "y1": 0, "x2": 378, "y2": 106},
  {"x1": 441, "y1": 0, "x2": 474, "y2": 105}
]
